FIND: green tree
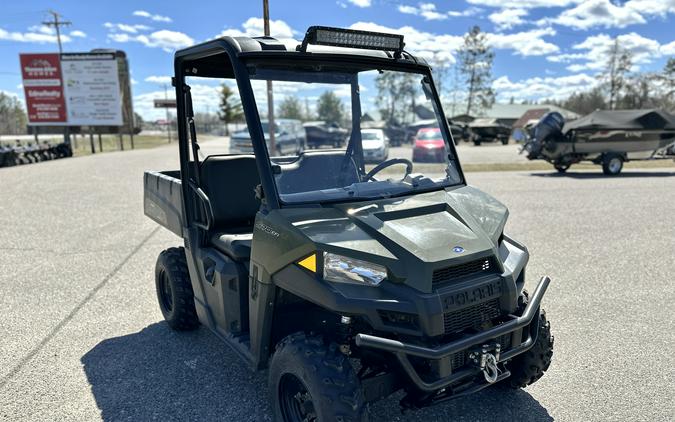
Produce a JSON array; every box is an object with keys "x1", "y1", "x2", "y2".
[
  {"x1": 278, "y1": 95, "x2": 304, "y2": 120},
  {"x1": 547, "y1": 87, "x2": 606, "y2": 115},
  {"x1": 459, "y1": 26, "x2": 495, "y2": 116},
  {"x1": 316, "y1": 91, "x2": 345, "y2": 125},
  {"x1": 601, "y1": 38, "x2": 632, "y2": 110},
  {"x1": 217, "y1": 84, "x2": 243, "y2": 135},
  {"x1": 375, "y1": 71, "x2": 416, "y2": 124},
  {"x1": 0, "y1": 92, "x2": 27, "y2": 135},
  {"x1": 651, "y1": 58, "x2": 675, "y2": 111}
]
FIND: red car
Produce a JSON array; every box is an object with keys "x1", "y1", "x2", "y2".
[{"x1": 412, "y1": 127, "x2": 447, "y2": 162}]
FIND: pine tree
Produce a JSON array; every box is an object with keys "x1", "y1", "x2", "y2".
[
  {"x1": 217, "y1": 84, "x2": 243, "y2": 135},
  {"x1": 316, "y1": 91, "x2": 345, "y2": 125},
  {"x1": 458, "y1": 26, "x2": 495, "y2": 116},
  {"x1": 278, "y1": 95, "x2": 304, "y2": 120}
]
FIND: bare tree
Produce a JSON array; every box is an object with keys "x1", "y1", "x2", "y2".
[
  {"x1": 0, "y1": 93, "x2": 27, "y2": 135},
  {"x1": 458, "y1": 26, "x2": 495, "y2": 116},
  {"x1": 601, "y1": 39, "x2": 632, "y2": 110}
]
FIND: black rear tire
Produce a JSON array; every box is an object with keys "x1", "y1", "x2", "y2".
[
  {"x1": 554, "y1": 164, "x2": 569, "y2": 173},
  {"x1": 503, "y1": 309, "x2": 554, "y2": 389},
  {"x1": 602, "y1": 154, "x2": 623, "y2": 175},
  {"x1": 155, "y1": 247, "x2": 199, "y2": 331},
  {"x1": 270, "y1": 332, "x2": 368, "y2": 422}
]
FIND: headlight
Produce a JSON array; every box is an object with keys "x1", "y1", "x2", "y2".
[{"x1": 323, "y1": 253, "x2": 387, "y2": 286}]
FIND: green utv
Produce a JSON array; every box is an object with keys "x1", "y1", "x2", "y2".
[{"x1": 144, "y1": 26, "x2": 554, "y2": 421}]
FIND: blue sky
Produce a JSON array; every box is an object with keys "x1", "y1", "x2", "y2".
[{"x1": 1, "y1": 0, "x2": 673, "y2": 120}]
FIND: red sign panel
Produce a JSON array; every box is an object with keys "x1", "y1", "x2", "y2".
[{"x1": 20, "y1": 53, "x2": 67, "y2": 124}]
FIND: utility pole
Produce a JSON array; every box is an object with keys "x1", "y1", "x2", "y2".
[
  {"x1": 43, "y1": 10, "x2": 72, "y2": 146},
  {"x1": 164, "y1": 84, "x2": 172, "y2": 143},
  {"x1": 42, "y1": 10, "x2": 71, "y2": 54},
  {"x1": 263, "y1": 0, "x2": 276, "y2": 155}
]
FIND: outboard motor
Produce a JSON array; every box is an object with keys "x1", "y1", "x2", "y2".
[{"x1": 525, "y1": 112, "x2": 565, "y2": 160}]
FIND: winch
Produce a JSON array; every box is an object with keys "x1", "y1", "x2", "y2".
[{"x1": 470, "y1": 343, "x2": 502, "y2": 384}]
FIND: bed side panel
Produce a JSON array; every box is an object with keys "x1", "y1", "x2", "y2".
[{"x1": 144, "y1": 170, "x2": 183, "y2": 237}]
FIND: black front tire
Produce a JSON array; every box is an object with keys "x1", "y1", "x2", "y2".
[
  {"x1": 155, "y1": 247, "x2": 199, "y2": 331},
  {"x1": 503, "y1": 309, "x2": 554, "y2": 388},
  {"x1": 269, "y1": 332, "x2": 368, "y2": 422}
]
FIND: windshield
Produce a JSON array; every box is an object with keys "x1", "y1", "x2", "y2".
[
  {"x1": 245, "y1": 64, "x2": 461, "y2": 204},
  {"x1": 362, "y1": 131, "x2": 382, "y2": 140}
]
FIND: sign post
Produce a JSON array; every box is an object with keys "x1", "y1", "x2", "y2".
[{"x1": 154, "y1": 97, "x2": 176, "y2": 143}]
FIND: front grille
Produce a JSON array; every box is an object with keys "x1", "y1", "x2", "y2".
[
  {"x1": 432, "y1": 257, "x2": 497, "y2": 286},
  {"x1": 450, "y1": 351, "x2": 466, "y2": 370},
  {"x1": 443, "y1": 298, "x2": 501, "y2": 334}
]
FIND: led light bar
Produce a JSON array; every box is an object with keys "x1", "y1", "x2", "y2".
[{"x1": 300, "y1": 26, "x2": 404, "y2": 55}]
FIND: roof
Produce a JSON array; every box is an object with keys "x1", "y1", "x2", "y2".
[
  {"x1": 174, "y1": 33, "x2": 430, "y2": 75},
  {"x1": 449, "y1": 103, "x2": 579, "y2": 122},
  {"x1": 513, "y1": 108, "x2": 556, "y2": 128},
  {"x1": 468, "y1": 118, "x2": 506, "y2": 128},
  {"x1": 563, "y1": 109, "x2": 675, "y2": 133}
]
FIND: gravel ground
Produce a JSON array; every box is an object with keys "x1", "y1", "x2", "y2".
[{"x1": 0, "y1": 143, "x2": 673, "y2": 421}]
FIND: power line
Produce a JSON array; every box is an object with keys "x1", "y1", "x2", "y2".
[{"x1": 41, "y1": 10, "x2": 71, "y2": 54}]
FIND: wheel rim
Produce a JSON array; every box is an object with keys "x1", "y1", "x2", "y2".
[
  {"x1": 609, "y1": 158, "x2": 622, "y2": 173},
  {"x1": 158, "y1": 270, "x2": 174, "y2": 313},
  {"x1": 279, "y1": 374, "x2": 317, "y2": 422}
]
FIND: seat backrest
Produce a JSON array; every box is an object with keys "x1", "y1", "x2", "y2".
[
  {"x1": 274, "y1": 151, "x2": 360, "y2": 195},
  {"x1": 200, "y1": 155, "x2": 260, "y2": 231}
]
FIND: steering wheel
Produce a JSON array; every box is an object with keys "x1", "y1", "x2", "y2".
[{"x1": 364, "y1": 158, "x2": 413, "y2": 182}]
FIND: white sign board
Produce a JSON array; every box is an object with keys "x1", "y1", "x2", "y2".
[{"x1": 60, "y1": 53, "x2": 123, "y2": 126}]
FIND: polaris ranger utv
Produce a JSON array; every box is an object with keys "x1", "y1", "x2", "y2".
[{"x1": 144, "y1": 26, "x2": 554, "y2": 421}]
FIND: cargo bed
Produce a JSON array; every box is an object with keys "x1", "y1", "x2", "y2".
[{"x1": 144, "y1": 170, "x2": 183, "y2": 237}]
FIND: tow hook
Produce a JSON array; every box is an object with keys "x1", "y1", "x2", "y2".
[{"x1": 469, "y1": 343, "x2": 502, "y2": 384}]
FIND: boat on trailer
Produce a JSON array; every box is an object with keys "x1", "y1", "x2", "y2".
[{"x1": 524, "y1": 109, "x2": 675, "y2": 174}]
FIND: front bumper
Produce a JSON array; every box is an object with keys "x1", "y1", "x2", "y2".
[{"x1": 355, "y1": 276, "x2": 551, "y2": 392}]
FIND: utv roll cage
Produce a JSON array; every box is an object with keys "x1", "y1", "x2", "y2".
[{"x1": 172, "y1": 28, "x2": 466, "y2": 222}]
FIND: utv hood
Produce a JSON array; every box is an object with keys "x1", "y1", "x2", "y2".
[{"x1": 283, "y1": 186, "x2": 508, "y2": 292}]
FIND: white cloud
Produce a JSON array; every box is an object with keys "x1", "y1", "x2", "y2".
[
  {"x1": 397, "y1": 3, "x2": 481, "y2": 20},
  {"x1": 0, "y1": 27, "x2": 71, "y2": 44},
  {"x1": 487, "y1": 28, "x2": 560, "y2": 56},
  {"x1": 467, "y1": 0, "x2": 579, "y2": 9},
  {"x1": 661, "y1": 40, "x2": 675, "y2": 56},
  {"x1": 549, "y1": 0, "x2": 645, "y2": 30},
  {"x1": 347, "y1": 0, "x2": 372, "y2": 7},
  {"x1": 489, "y1": 8, "x2": 528, "y2": 30},
  {"x1": 561, "y1": 32, "x2": 664, "y2": 71},
  {"x1": 69, "y1": 30, "x2": 86, "y2": 38},
  {"x1": 349, "y1": 22, "x2": 463, "y2": 63},
  {"x1": 492, "y1": 73, "x2": 598, "y2": 102},
  {"x1": 218, "y1": 17, "x2": 295, "y2": 40},
  {"x1": 145, "y1": 76, "x2": 172, "y2": 84},
  {"x1": 103, "y1": 22, "x2": 152, "y2": 33},
  {"x1": 133, "y1": 10, "x2": 172, "y2": 23},
  {"x1": 538, "y1": 0, "x2": 675, "y2": 30},
  {"x1": 417, "y1": 3, "x2": 447, "y2": 21},
  {"x1": 625, "y1": 0, "x2": 675, "y2": 17},
  {"x1": 109, "y1": 30, "x2": 194, "y2": 52},
  {"x1": 398, "y1": 5, "x2": 418, "y2": 14}
]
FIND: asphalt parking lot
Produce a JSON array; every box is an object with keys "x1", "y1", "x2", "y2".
[{"x1": 0, "y1": 141, "x2": 673, "y2": 421}]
